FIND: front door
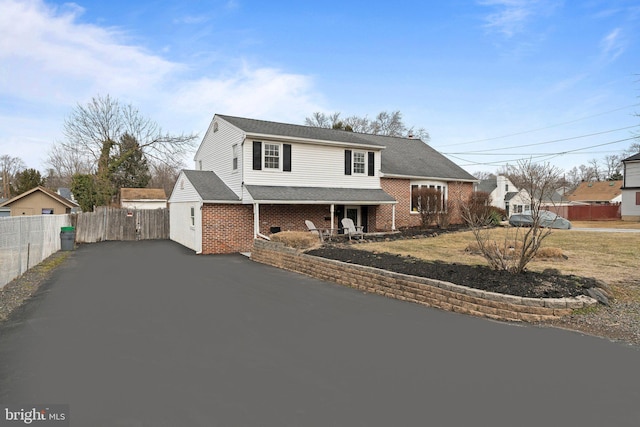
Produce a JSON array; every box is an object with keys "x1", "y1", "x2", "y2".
[{"x1": 346, "y1": 206, "x2": 360, "y2": 227}]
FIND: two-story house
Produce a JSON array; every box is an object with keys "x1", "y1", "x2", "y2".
[
  {"x1": 621, "y1": 152, "x2": 640, "y2": 221},
  {"x1": 169, "y1": 114, "x2": 476, "y2": 254},
  {"x1": 476, "y1": 175, "x2": 531, "y2": 216}
]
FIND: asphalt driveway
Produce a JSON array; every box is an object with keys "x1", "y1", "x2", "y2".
[{"x1": 1, "y1": 240, "x2": 639, "y2": 426}]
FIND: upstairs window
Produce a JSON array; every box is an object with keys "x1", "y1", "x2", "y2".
[
  {"x1": 253, "y1": 142, "x2": 291, "y2": 172},
  {"x1": 353, "y1": 151, "x2": 366, "y2": 174},
  {"x1": 232, "y1": 144, "x2": 238, "y2": 170},
  {"x1": 264, "y1": 143, "x2": 280, "y2": 170},
  {"x1": 345, "y1": 150, "x2": 375, "y2": 176}
]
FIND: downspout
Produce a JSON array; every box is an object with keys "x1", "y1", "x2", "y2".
[
  {"x1": 196, "y1": 200, "x2": 203, "y2": 254},
  {"x1": 392, "y1": 204, "x2": 396, "y2": 231},
  {"x1": 254, "y1": 202, "x2": 270, "y2": 240}
]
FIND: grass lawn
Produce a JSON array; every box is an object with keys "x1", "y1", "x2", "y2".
[{"x1": 359, "y1": 225, "x2": 640, "y2": 303}]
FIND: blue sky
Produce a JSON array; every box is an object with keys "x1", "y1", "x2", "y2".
[{"x1": 1, "y1": 0, "x2": 639, "y2": 175}]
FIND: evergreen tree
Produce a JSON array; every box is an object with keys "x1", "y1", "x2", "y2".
[{"x1": 13, "y1": 168, "x2": 45, "y2": 195}]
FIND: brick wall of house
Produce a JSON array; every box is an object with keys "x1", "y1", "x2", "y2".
[
  {"x1": 378, "y1": 178, "x2": 474, "y2": 230},
  {"x1": 378, "y1": 178, "x2": 420, "y2": 230},
  {"x1": 259, "y1": 204, "x2": 334, "y2": 233},
  {"x1": 201, "y1": 204, "x2": 254, "y2": 254},
  {"x1": 448, "y1": 181, "x2": 474, "y2": 224}
]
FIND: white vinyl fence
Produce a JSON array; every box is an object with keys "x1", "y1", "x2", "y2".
[{"x1": 0, "y1": 214, "x2": 71, "y2": 289}]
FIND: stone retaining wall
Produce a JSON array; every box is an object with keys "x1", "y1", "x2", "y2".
[{"x1": 251, "y1": 240, "x2": 598, "y2": 322}]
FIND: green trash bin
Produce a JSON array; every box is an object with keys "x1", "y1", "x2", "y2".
[{"x1": 60, "y1": 226, "x2": 75, "y2": 251}]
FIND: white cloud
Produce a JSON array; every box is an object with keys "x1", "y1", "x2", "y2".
[
  {"x1": 0, "y1": 0, "x2": 180, "y2": 104},
  {"x1": 478, "y1": 0, "x2": 557, "y2": 37},
  {"x1": 0, "y1": 0, "x2": 323, "y2": 170},
  {"x1": 600, "y1": 28, "x2": 625, "y2": 62},
  {"x1": 169, "y1": 65, "x2": 323, "y2": 132},
  {"x1": 480, "y1": 0, "x2": 532, "y2": 37}
]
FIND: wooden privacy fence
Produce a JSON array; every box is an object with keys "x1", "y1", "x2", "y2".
[
  {"x1": 545, "y1": 204, "x2": 621, "y2": 221},
  {"x1": 72, "y1": 207, "x2": 169, "y2": 243}
]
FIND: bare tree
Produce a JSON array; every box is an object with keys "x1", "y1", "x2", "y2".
[
  {"x1": 463, "y1": 160, "x2": 563, "y2": 274},
  {"x1": 149, "y1": 160, "x2": 183, "y2": 197},
  {"x1": 471, "y1": 171, "x2": 495, "y2": 181},
  {"x1": 45, "y1": 142, "x2": 93, "y2": 187},
  {"x1": 0, "y1": 155, "x2": 26, "y2": 198},
  {"x1": 305, "y1": 110, "x2": 430, "y2": 141},
  {"x1": 61, "y1": 94, "x2": 197, "y2": 168}
]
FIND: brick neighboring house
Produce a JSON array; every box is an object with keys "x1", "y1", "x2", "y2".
[{"x1": 169, "y1": 114, "x2": 476, "y2": 254}]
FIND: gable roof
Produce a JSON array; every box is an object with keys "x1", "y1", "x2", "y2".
[
  {"x1": 217, "y1": 115, "x2": 385, "y2": 149},
  {"x1": 216, "y1": 114, "x2": 476, "y2": 182},
  {"x1": 368, "y1": 135, "x2": 476, "y2": 182},
  {"x1": 567, "y1": 181, "x2": 623, "y2": 203},
  {"x1": 623, "y1": 152, "x2": 640, "y2": 162},
  {"x1": 0, "y1": 186, "x2": 79, "y2": 208},
  {"x1": 477, "y1": 177, "x2": 497, "y2": 194},
  {"x1": 183, "y1": 170, "x2": 240, "y2": 202},
  {"x1": 120, "y1": 188, "x2": 167, "y2": 200}
]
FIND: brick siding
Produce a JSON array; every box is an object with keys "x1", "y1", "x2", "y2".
[
  {"x1": 379, "y1": 178, "x2": 474, "y2": 230},
  {"x1": 201, "y1": 204, "x2": 254, "y2": 254}
]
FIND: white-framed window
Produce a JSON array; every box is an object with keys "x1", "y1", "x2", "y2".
[
  {"x1": 353, "y1": 151, "x2": 366, "y2": 174},
  {"x1": 410, "y1": 183, "x2": 447, "y2": 213},
  {"x1": 190, "y1": 206, "x2": 195, "y2": 227},
  {"x1": 232, "y1": 144, "x2": 238, "y2": 170},
  {"x1": 264, "y1": 143, "x2": 280, "y2": 170}
]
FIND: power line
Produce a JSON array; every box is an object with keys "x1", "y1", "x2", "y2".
[
  {"x1": 443, "y1": 125, "x2": 638, "y2": 155},
  {"x1": 439, "y1": 102, "x2": 640, "y2": 148},
  {"x1": 450, "y1": 136, "x2": 637, "y2": 167}
]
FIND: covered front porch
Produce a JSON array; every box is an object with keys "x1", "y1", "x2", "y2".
[{"x1": 243, "y1": 185, "x2": 397, "y2": 238}]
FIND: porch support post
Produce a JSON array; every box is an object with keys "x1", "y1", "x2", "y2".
[
  {"x1": 330, "y1": 204, "x2": 335, "y2": 231},
  {"x1": 392, "y1": 204, "x2": 396, "y2": 230},
  {"x1": 253, "y1": 203, "x2": 260, "y2": 238}
]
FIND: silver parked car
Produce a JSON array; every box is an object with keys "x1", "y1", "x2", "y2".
[{"x1": 508, "y1": 210, "x2": 572, "y2": 229}]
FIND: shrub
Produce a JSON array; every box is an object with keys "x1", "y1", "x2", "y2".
[{"x1": 270, "y1": 231, "x2": 319, "y2": 249}]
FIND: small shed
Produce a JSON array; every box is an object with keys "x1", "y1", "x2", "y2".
[{"x1": 120, "y1": 188, "x2": 167, "y2": 210}]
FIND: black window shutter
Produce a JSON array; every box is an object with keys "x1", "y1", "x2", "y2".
[
  {"x1": 283, "y1": 144, "x2": 292, "y2": 172},
  {"x1": 368, "y1": 151, "x2": 375, "y2": 176},
  {"x1": 344, "y1": 150, "x2": 352, "y2": 175},
  {"x1": 253, "y1": 141, "x2": 262, "y2": 170}
]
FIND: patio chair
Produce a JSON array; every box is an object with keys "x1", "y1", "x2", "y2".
[
  {"x1": 305, "y1": 220, "x2": 331, "y2": 242},
  {"x1": 341, "y1": 218, "x2": 364, "y2": 240}
]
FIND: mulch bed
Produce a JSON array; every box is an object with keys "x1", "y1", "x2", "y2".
[{"x1": 307, "y1": 227, "x2": 601, "y2": 299}]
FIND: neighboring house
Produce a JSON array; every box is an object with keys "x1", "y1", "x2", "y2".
[
  {"x1": 621, "y1": 153, "x2": 640, "y2": 221},
  {"x1": 567, "y1": 181, "x2": 622, "y2": 205},
  {"x1": 0, "y1": 198, "x2": 9, "y2": 217},
  {"x1": 120, "y1": 188, "x2": 168, "y2": 210},
  {"x1": 476, "y1": 175, "x2": 530, "y2": 216},
  {"x1": 0, "y1": 186, "x2": 79, "y2": 216},
  {"x1": 169, "y1": 114, "x2": 476, "y2": 254}
]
